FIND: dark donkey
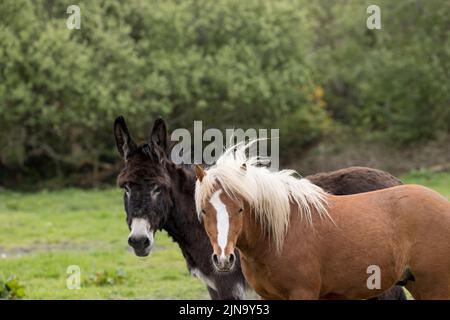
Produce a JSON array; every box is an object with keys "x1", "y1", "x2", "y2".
[{"x1": 114, "y1": 116, "x2": 407, "y2": 300}]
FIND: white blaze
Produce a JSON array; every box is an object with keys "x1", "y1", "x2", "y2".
[
  {"x1": 129, "y1": 218, "x2": 153, "y2": 243},
  {"x1": 210, "y1": 190, "x2": 229, "y2": 258}
]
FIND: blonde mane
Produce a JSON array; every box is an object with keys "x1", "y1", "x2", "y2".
[{"x1": 195, "y1": 141, "x2": 330, "y2": 252}]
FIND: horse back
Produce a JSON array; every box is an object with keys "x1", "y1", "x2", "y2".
[
  {"x1": 324, "y1": 184, "x2": 450, "y2": 257},
  {"x1": 326, "y1": 184, "x2": 450, "y2": 224}
]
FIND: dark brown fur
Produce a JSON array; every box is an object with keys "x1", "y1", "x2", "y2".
[{"x1": 307, "y1": 167, "x2": 402, "y2": 195}]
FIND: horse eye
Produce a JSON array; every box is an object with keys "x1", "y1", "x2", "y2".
[
  {"x1": 201, "y1": 209, "x2": 206, "y2": 215},
  {"x1": 238, "y1": 208, "x2": 243, "y2": 213}
]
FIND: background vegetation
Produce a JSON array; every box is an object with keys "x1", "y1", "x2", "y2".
[
  {"x1": 0, "y1": 171, "x2": 448, "y2": 299},
  {"x1": 0, "y1": 0, "x2": 449, "y2": 188}
]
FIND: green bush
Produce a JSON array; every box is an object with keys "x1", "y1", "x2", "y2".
[
  {"x1": 0, "y1": 0, "x2": 448, "y2": 187},
  {"x1": 86, "y1": 269, "x2": 127, "y2": 287},
  {"x1": 0, "y1": 0, "x2": 325, "y2": 185},
  {"x1": 310, "y1": 0, "x2": 450, "y2": 144},
  {"x1": 0, "y1": 275, "x2": 26, "y2": 299}
]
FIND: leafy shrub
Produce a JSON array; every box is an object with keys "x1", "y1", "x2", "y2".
[
  {"x1": 0, "y1": 0, "x2": 448, "y2": 187},
  {"x1": 85, "y1": 269, "x2": 127, "y2": 287},
  {"x1": 0, "y1": 275, "x2": 26, "y2": 299},
  {"x1": 310, "y1": 0, "x2": 450, "y2": 145}
]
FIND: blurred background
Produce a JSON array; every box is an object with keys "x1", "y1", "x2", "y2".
[{"x1": 0, "y1": 0, "x2": 449, "y2": 299}]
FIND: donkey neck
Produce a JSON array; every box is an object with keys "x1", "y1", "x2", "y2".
[
  {"x1": 162, "y1": 164, "x2": 211, "y2": 269},
  {"x1": 164, "y1": 164, "x2": 199, "y2": 242}
]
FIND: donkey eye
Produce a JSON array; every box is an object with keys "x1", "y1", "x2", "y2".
[{"x1": 152, "y1": 186, "x2": 161, "y2": 194}]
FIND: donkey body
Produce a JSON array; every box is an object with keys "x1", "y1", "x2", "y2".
[{"x1": 114, "y1": 116, "x2": 406, "y2": 300}]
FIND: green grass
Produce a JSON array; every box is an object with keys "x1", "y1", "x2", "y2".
[
  {"x1": 401, "y1": 170, "x2": 450, "y2": 197},
  {"x1": 0, "y1": 189, "x2": 207, "y2": 299},
  {"x1": 0, "y1": 171, "x2": 448, "y2": 299}
]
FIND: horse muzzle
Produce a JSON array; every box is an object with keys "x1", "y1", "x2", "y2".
[{"x1": 212, "y1": 252, "x2": 236, "y2": 272}]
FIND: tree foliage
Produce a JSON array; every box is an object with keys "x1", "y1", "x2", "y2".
[{"x1": 0, "y1": 0, "x2": 448, "y2": 186}]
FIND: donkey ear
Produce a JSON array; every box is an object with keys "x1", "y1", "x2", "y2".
[
  {"x1": 194, "y1": 164, "x2": 206, "y2": 182},
  {"x1": 150, "y1": 117, "x2": 168, "y2": 153},
  {"x1": 114, "y1": 116, "x2": 136, "y2": 159}
]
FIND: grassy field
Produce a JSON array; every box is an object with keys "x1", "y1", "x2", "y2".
[{"x1": 0, "y1": 171, "x2": 449, "y2": 299}]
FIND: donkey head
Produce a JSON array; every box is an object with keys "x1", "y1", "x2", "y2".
[{"x1": 114, "y1": 116, "x2": 173, "y2": 257}]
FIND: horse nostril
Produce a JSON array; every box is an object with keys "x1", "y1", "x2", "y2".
[
  {"x1": 128, "y1": 237, "x2": 137, "y2": 246},
  {"x1": 142, "y1": 237, "x2": 150, "y2": 247},
  {"x1": 212, "y1": 253, "x2": 219, "y2": 265},
  {"x1": 229, "y1": 253, "x2": 235, "y2": 265}
]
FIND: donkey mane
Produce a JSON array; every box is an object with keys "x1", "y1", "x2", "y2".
[{"x1": 195, "y1": 142, "x2": 330, "y2": 252}]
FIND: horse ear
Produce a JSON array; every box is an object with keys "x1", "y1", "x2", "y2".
[
  {"x1": 114, "y1": 116, "x2": 136, "y2": 159},
  {"x1": 194, "y1": 164, "x2": 206, "y2": 182},
  {"x1": 150, "y1": 117, "x2": 168, "y2": 154}
]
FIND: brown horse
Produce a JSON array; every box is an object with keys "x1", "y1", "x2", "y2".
[{"x1": 194, "y1": 144, "x2": 450, "y2": 300}]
